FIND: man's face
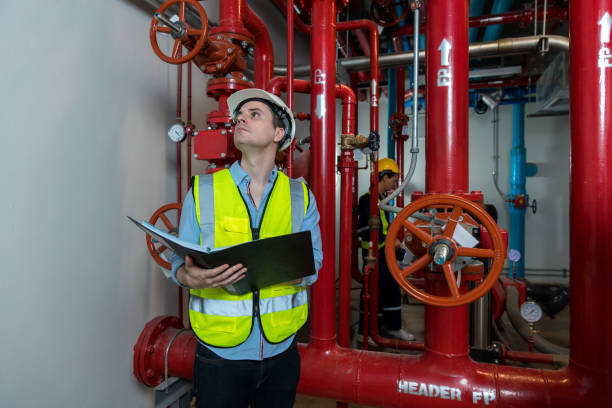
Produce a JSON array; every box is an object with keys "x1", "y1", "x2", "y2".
[
  {"x1": 381, "y1": 173, "x2": 399, "y2": 193},
  {"x1": 233, "y1": 100, "x2": 285, "y2": 151}
]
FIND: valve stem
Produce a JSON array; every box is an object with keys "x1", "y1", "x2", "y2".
[
  {"x1": 154, "y1": 12, "x2": 182, "y2": 35},
  {"x1": 433, "y1": 244, "x2": 450, "y2": 265}
]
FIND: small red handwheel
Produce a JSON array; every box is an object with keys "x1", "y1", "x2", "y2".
[
  {"x1": 146, "y1": 203, "x2": 182, "y2": 270},
  {"x1": 149, "y1": 0, "x2": 209, "y2": 64},
  {"x1": 385, "y1": 194, "x2": 505, "y2": 307}
]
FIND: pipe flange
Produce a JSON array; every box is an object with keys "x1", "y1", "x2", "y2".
[{"x1": 133, "y1": 315, "x2": 183, "y2": 387}]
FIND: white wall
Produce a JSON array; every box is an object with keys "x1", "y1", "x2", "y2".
[
  {"x1": 354, "y1": 95, "x2": 570, "y2": 275},
  {"x1": 0, "y1": 1, "x2": 191, "y2": 406}
]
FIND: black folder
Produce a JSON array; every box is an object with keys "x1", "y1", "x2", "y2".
[{"x1": 129, "y1": 217, "x2": 316, "y2": 295}]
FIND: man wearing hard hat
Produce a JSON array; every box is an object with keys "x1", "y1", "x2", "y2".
[
  {"x1": 357, "y1": 157, "x2": 415, "y2": 342},
  {"x1": 170, "y1": 89, "x2": 322, "y2": 408}
]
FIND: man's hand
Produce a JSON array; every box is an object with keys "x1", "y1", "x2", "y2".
[{"x1": 177, "y1": 255, "x2": 247, "y2": 289}]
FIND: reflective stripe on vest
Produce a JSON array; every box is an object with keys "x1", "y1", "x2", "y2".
[
  {"x1": 360, "y1": 194, "x2": 389, "y2": 249},
  {"x1": 188, "y1": 169, "x2": 309, "y2": 347}
]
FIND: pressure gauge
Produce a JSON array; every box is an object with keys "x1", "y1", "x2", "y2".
[
  {"x1": 168, "y1": 122, "x2": 186, "y2": 143},
  {"x1": 508, "y1": 249, "x2": 521, "y2": 263},
  {"x1": 520, "y1": 301, "x2": 543, "y2": 323}
]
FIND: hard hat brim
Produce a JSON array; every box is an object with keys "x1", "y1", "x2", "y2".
[{"x1": 227, "y1": 88, "x2": 296, "y2": 151}]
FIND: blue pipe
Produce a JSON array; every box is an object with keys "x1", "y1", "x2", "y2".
[
  {"x1": 507, "y1": 103, "x2": 538, "y2": 278},
  {"x1": 483, "y1": 0, "x2": 514, "y2": 42},
  {"x1": 469, "y1": 0, "x2": 487, "y2": 42}
]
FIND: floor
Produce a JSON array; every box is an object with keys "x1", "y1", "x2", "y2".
[{"x1": 293, "y1": 280, "x2": 570, "y2": 408}]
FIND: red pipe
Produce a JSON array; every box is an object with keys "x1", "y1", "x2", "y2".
[
  {"x1": 308, "y1": 0, "x2": 337, "y2": 343},
  {"x1": 337, "y1": 85, "x2": 356, "y2": 350},
  {"x1": 504, "y1": 350, "x2": 555, "y2": 366},
  {"x1": 349, "y1": 73, "x2": 363, "y2": 284},
  {"x1": 176, "y1": 51, "x2": 184, "y2": 324},
  {"x1": 392, "y1": 5, "x2": 568, "y2": 38},
  {"x1": 426, "y1": 0, "x2": 469, "y2": 195},
  {"x1": 187, "y1": 61, "x2": 192, "y2": 189},
  {"x1": 241, "y1": 0, "x2": 273, "y2": 88},
  {"x1": 219, "y1": 0, "x2": 242, "y2": 31},
  {"x1": 569, "y1": 0, "x2": 612, "y2": 381},
  {"x1": 396, "y1": 66, "x2": 405, "y2": 208},
  {"x1": 424, "y1": 0, "x2": 470, "y2": 356},
  {"x1": 287, "y1": 0, "x2": 295, "y2": 177}
]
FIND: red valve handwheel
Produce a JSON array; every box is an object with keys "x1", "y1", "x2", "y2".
[
  {"x1": 146, "y1": 203, "x2": 182, "y2": 270},
  {"x1": 150, "y1": 0, "x2": 209, "y2": 64},
  {"x1": 385, "y1": 194, "x2": 505, "y2": 307},
  {"x1": 370, "y1": 0, "x2": 410, "y2": 28}
]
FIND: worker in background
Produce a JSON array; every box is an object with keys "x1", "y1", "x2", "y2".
[
  {"x1": 171, "y1": 89, "x2": 323, "y2": 408},
  {"x1": 357, "y1": 157, "x2": 415, "y2": 342}
]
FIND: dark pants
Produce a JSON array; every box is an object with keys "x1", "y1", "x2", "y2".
[
  {"x1": 192, "y1": 340, "x2": 300, "y2": 408},
  {"x1": 359, "y1": 247, "x2": 402, "y2": 333}
]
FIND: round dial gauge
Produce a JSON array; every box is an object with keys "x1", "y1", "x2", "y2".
[
  {"x1": 508, "y1": 249, "x2": 521, "y2": 263},
  {"x1": 520, "y1": 301, "x2": 543, "y2": 323},
  {"x1": 168, "y1": 123, "x2": 186, "y2": 142}
]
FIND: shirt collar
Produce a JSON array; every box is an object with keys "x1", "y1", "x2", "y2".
[{"x1": 229, "y1": 160, "x2": 278, "y2": 186}]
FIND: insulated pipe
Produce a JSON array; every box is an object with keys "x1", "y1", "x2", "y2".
[
  {"x1": 274, "y1": 35, "x2": 569, "y2": 75},
  {"x1": 241, "y1": 0, "x2": 273, "y2": 88}
]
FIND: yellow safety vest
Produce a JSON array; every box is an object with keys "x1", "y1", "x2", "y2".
[
  {"x1": 188, "y1": 169, "x2": 310, "y2": 347},
  {"x1": 361, "y1": 193, "x2": 389, "y2": 250}
]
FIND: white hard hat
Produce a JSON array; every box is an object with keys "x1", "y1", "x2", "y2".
[{"x1": 227, "y1": 88, "x2": 296, "y2": 151}]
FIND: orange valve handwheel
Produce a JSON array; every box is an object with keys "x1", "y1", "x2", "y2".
[
  {"x1": 150, "y1": 0, "x2": 209, "y2": 64},
  {"x1": 385, "y1": 194, "x2": 505, "y2": 307},
  {"x1": 146, "y1": 203, "x2": 182, "y2": 270}
]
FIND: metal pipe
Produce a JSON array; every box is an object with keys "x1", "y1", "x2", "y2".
[
  {"x1": 569, "y1": 0, "x2": 612, "y2": 379},
  {"x1": 241, "y1": 0, "x2": 273, "y2": 88},
  {"x1": 508, "y1": 103, "x2": 529, "y2": 278},
  {"x1": 273, "y1": 35, "x2": 569, "y2": 75},
  {"x1": 492, "y1": 106, "x2": 507, "y2": 201},
  {"x1": 308, "y1": 0, "x2": 337, "y2": 343},
  {"x1": 424, "y1": 0, "x2": 470, "y2": 357},
  {"x1": 287, "y1": 0, "x2": 295, "y2": 177},
  {"x1": 396, "y1": 66, "x2": 405, "y2": 207},
  {"x1": 187, "y1": 61, "x2": 192, "y2": 189},
  {"x1": 471, "y1": 293, "x2": 491, "y2": 349}
]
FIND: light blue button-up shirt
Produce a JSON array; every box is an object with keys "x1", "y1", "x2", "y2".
[{"x1": 171, "y1": 161, "x2": 322, "y2": 360}]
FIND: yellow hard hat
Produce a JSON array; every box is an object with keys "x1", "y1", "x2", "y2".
[{"x1": 378, "y1": 157, "x2": 399, "y2": 174}]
